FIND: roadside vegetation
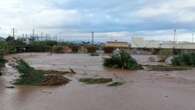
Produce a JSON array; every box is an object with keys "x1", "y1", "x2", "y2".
[
  {"x1": 107, "y1": 81, "x2": 124, "y2": 87},
  {"x1": 0, "y1": 36, "x2": 99, "y2": 54},
  {"x1": 0, "y1": 36, "x2": 26, "y2": 54},
  {"x1": 104, "y1": 50, "x2": 142, "y2": 70},
  {"x1": 172, "y1": 52, "x2": 195, "y2": 66}
]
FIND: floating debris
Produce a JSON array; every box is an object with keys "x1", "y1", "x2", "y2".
[{"x1": 6, "y1": 86, "x2": 15, "y2": 89}]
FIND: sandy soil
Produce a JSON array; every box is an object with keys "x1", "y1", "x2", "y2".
[{"x1": 1, "y1": 53, "x2": 195, "y2": 110}]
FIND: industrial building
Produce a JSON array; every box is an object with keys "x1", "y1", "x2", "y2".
[{"x1": 104, "y1": 41, "x2": 130, "y2": 53}]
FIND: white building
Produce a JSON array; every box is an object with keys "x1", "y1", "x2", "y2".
[{"x1": 131, "y1": 37, "x2": 195, "y2": 50}]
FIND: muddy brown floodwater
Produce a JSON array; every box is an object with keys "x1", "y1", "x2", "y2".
[{"x1": 1, "y1": 53, "x2": 195, "y2": 110}]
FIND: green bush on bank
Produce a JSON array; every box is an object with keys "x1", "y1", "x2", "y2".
[
  {"x1": 104, "y1": 50, "x2": 142, "y2": 70},
  {"x1": 172, "y1": 53, "x2": 195, "y2": 66}
]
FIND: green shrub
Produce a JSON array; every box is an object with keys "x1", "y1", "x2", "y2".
[
  {"x1": 79, "y1": 78, "x2": 113, "y2": 84},
  {"x1": 108, "y1": 82, "x2": 124, "y2": 87},
  {"x1": 172, "y1": 53, "x2": 195, "y2": 66},
  {"x1": 104, "y1": 50, "x2": 142, "y2": 70},
  {"x1": 15, "y1": 60, "x2": 45, "y2": 85}
]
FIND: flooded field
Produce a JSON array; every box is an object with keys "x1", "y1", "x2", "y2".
[{"x1": 1, "y1": 53, "x2": 195, "y2": 110}]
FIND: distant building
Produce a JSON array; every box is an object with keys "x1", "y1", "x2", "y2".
[
  {"x1": 104, "y1": 41, "x2": 130, "y2": 53},
  {"x1": 131, "y1": 37, "x2": 195, "y2": 50},
  {"x1": 105, "y1": 41, "x2": 129, "y2": 48}
]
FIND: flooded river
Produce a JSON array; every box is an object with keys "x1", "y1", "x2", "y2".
[{"x1": 1, "y1": 53, "x2": 195, "y2": 110}]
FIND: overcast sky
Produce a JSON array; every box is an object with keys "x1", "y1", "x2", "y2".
[{"x1": 0, "y1": 0, "x2": 195, "y2": 42}]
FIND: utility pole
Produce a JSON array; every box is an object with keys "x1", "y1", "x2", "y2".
[
  {"x1": 174, "y1": 29, "x2": 176, "y2": 43},
  {"x1": 41, "y1": 32, "x2": 43, "y2": 37},
  {"x1": 91, "y1": 32, "x2": 94, "y2": 45},
  {"x1": 173, "y1": 29, "x2": 177, "y2": 54},
  {"x1": 32, "y1": 29, "x2": 35, "y2": 37},
  {"x1": 12, "y1": 28, "x2": 15, "y2": 38},
  {"x1": 25, "y1": 34, "x2": 28, "y2": 38}
]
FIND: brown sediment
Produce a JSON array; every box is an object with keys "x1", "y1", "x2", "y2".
[
  {"x1": 42, "y1": 74, "x2": 70, "y2": 86},
  {"x1": 79, "y1": 78, "x2": 113, "y2": 84}
]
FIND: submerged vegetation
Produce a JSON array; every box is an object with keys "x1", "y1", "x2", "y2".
[
  {"x1": 15, "y1": 59, "x2": 70, "y2": 86},
  {"x1": 15, "y1": 59, "x2": 45, "y2": 85},
  {"x1": 172, "y1": 53, "x2": 195, "y2": 66},
  {"x1": 145, "y1": 65, "x2": 192, "y2": 71},
  {"x1": 79, "y1": 77, "x2": 125, "y2": 87},
  {"x1": 79, "y1": 78, "x2": 113, "y2": 84},
  {"x1": 107, "y1": 82, "x2": 124, "y2": 87},
  {"x1": 104, "y1": 50, "x2": 142, "y2": 70}
]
